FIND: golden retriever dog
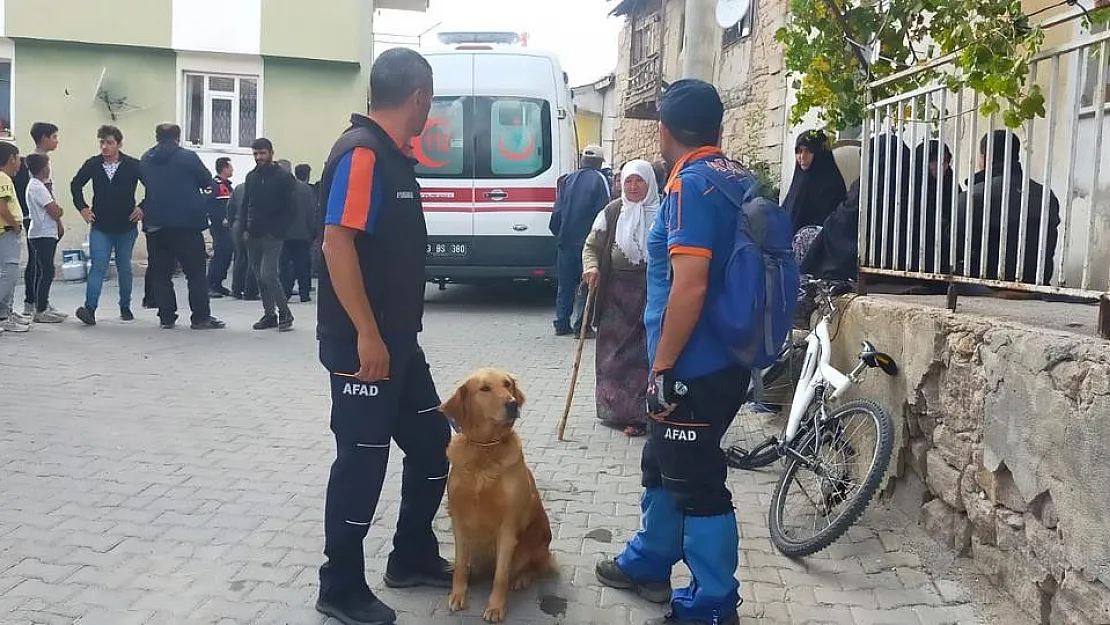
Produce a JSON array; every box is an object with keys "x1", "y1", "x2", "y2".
[{"x1": 440, "y1": 368, "x2": 554, "y2": 623}]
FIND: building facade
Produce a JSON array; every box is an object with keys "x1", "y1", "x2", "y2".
[
  {"x1": 609, "y1": 0, "x2": 793, "y2": 191},
  {"x1": 571, "y1": 73, "x2": 618, "y2": 164},
  {"x1": 0, "y1": 0, "x2": 426, "y2": 252}
]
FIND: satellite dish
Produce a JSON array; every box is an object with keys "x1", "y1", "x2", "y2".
[
  {"x1": 91, "y1": 67, "x2": 108, "y2": 105},
  {"x1": 715, "y1": 0, "x2": 751, "y2": 29}
]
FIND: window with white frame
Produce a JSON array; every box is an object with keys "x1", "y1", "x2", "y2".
[
  {"x1": 183, "y1": 73, "x2": 258, "y2": 149},
  {"x1": 0, "y1": 61, "x2": 12, "y2": 138}
]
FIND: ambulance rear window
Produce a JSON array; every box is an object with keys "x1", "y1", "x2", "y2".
[
  {"x1": 412, "y1": 96, "x2": 552, "y2": 180},
  {"x1": 488, "y1": 98, "x2": 549, "y2": 177},
  {"x1": 413, "y1": 96, "x2": 469, "y2": 177}
]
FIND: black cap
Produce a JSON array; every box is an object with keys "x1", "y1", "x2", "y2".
[{"x1": 659, "y1": 79, "x2": 724, "y2": 138}]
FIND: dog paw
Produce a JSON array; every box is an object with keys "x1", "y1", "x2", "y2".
[
  {"x1": 482, "y1": 604, "x2": 507, "y2": 623},
  {"x1": 448, "y1": 590, "x2": 469, "y2": 612},
  {"x1": 510, "y1": 575, "x2": 533, "y2": 590}
]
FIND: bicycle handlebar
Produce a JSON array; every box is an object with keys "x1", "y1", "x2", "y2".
[{"x1": 800, "y1": 276, "x2": 856, "y2": 294}]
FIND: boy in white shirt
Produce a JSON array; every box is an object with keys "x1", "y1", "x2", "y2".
[{"x1": 24, "y1": 153, "x2": 64, "y2": 323}]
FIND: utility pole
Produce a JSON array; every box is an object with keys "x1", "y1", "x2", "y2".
[{"x1": 682, "y1": 0, "x2": 719, "y2": 81}]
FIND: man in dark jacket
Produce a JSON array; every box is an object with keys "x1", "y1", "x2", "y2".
[
  {"x1": 281, "y1": 163, "x2": 317, "y2": 302},
  {"x1": 956, "y1": 130, "x2": 1061, "y2": 285},
  {"x1": 548, "y1": 144, "x2": 611, "y2": 336},
  {"x1": 206, "y1": 157, "x2": 235, "y2": 298},
  {"x1": 139, "y1": 122, "x2": 224, "y2": 330},
  {"x1": 240, "y1": 138, "x2": 296, "y2": 332},
  {"x1": 71, "y1": 125, "x2": 145, "y2": 326}
]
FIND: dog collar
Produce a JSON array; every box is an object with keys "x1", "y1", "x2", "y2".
[{"x1": 465, "y1": 436, "x2": 503, "y2": 448}]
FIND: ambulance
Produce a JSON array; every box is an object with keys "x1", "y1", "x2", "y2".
[{"x1": 412, "y1": 32, "x2": 580, "y2": 288}]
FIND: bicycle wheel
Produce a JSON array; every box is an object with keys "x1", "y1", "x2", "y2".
[
  {"x1": 767, "y1": 399, "x2": 894, "y2": 558},
  {"x1": 725, "y1": 343, "x2": 807, "y2": 471}
]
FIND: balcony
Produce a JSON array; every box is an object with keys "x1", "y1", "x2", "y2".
[{"x1": 623, "y1": 53, "x2": 662, "y2": 120}]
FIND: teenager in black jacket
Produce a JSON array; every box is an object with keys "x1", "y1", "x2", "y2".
[{"x1": 71, "y1": 125, "x2": 145, "y2": 325}]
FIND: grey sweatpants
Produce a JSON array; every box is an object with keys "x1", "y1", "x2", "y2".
[
  {"x1": 245, "y1": 234, "x2": 290, "y2": 318},
  {"x1": 0, "y1": 230, "x2": 22, "y2": 319}
]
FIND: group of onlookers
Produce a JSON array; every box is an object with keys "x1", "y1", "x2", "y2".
[
  {"x1": 549, "y1": 124, "x2": 1065, "y2": 439},
  {"x1": 0, "y1": 120, "x2": 323, "y2": 337}
]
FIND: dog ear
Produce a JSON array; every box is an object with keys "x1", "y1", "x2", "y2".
[
  {"x1": 440, "y1": 381, "x2": 469, "y2": 426},
  {"x1": 508, "y1": 373, "x2": 526, "y2": 407}
]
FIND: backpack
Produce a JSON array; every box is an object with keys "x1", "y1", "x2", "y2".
[{"x1": 690, "y1": 159, "x2": 800, "y2": 370}]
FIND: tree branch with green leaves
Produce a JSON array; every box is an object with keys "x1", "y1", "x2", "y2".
[{"x1": 775, "y1": 0, "x2": 1110, "y2": 131}]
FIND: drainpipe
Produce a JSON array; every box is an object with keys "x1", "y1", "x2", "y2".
[
  {"x1": 360, "y1": 4, "x2": 376, "y2": 111},
  {"x1": 681, "y1": 0, "x2": 719, "y2": 82}
]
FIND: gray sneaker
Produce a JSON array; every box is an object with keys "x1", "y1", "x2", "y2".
[
  {"x1": 0, "y1": 317, "x2": 31, "y2": 333},
  {"x1": 47, "y1": 305, "x2": 68, "y2": 318},
  {"x1": 34, "y1": 310, "x2": 66, "y2": 324}
]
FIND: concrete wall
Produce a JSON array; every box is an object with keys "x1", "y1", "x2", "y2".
[
  {"x1": 261, "y1": 0, "x2": 363, "y2": 62},
  {"x1": 831, "y1": 296, "x2": 1110, "y2": 624},
  {"x1": 6, "y1": 0, "x2": 171, "y2": 49},
  {"x1": 12, "y1": 39, "x2": 175, "y2": 252},
  {"x1": 261, "y1": 57, "x2": 363, "y2": 172}
]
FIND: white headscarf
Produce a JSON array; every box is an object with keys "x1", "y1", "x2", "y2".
[{"x1": 590, "y1": 159, "x2": 661, "y2": 266}]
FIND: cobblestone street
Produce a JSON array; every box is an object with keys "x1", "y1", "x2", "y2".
[{"x1": 0, "y1": 280, "x2": 1030, "y2": 625}]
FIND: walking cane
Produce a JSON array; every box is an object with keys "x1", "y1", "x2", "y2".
[{"x1": 557, "y1": 282, "x2": 597, "y2": 441}]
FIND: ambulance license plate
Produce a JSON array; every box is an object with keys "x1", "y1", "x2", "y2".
[{"x1": 427, "y1": 242, "x2": 469, "y2": 258}]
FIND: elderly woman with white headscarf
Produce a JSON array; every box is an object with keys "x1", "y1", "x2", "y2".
[{"x1": 581, "y1": 159, "x2": 661, "y2": 437}]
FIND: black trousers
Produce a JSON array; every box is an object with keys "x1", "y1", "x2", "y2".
[
  {"x1": 641, "y1": 365, "x2": 750, "y2": 516},
  {"x1": 28, "y1": 237, "x2": 57, "y2": 313},
  {"x1": 147, "y1": 228, "x2": 211, "y2": 325},
  {"x1": 231, "y1": 228, "x2": 258, "y2": 298},
  {"x1": 317, "y1": 335, "x2": 451, "y2": 600},
  {"x1": 22, "y1": 219, "x2": 34, "y2": 306},
  {"x1": 207, "y1": 223, "x2": 234, "y2": 290},
  {"x1": 280, "y1": 239, "x2": 312, "y2": 299}
]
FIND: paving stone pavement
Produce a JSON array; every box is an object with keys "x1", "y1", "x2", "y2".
[{"x1": 0, "y1": 279, "x2": 1030, "y2": 625}]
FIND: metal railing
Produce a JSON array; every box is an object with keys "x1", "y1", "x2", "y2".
[{"x1": 858, "y1": 16, "x2": 1110, "y2": 334}]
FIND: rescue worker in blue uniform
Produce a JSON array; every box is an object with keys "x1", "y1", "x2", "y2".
[
  {"x1": 595, "y1": 79, "x2": 753, "y2": 625},
  {"x1": 314, "y1": 48, "x2": 452, "y2": 625}
]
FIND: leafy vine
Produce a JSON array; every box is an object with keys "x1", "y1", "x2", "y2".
[{"x1": 775, "y1": 0, "x2": 1110, "y2": 131}]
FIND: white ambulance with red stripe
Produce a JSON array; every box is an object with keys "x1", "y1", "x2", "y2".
[{"x1": 411, "y1": 32, "x2": 579, "y2": 288}]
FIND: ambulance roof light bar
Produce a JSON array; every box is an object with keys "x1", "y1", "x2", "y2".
[{"x1": 437, "y1": 31, "x2": 522, "y2": 47}]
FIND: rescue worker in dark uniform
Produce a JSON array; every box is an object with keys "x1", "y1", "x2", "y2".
[
  {"x1": 595, "y1": 79, "x2": 751, "y2": 625},
  {"x1": 314, "y1": 47, "x2": 451, "y2": 625}
]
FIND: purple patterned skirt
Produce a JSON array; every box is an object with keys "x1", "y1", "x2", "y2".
[
  {"x1": 594, "y1": 268, "x2": 649, "y2": 430},
  {"x1": 793, "y1": 225, "x2": 823, "y2": 266}
]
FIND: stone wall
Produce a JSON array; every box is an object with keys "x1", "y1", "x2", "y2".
[
  {"x1": 831, "y1": 296, "x2": 1110, "y2": 624},
  {"x1": 611, "y1": 0, "x2": 789, "y2": 176}
]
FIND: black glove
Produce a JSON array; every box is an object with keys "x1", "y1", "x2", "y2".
[{"x1": 647, "y1": 368, "x2": 689, "y2": 416}]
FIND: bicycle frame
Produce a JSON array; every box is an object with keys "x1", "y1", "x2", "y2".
[{"x1": 782, "y1": 295, "x2": 869, "y2": 444}]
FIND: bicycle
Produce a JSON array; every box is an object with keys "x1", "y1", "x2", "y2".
[{"x1": 724, "y1": 278, "x2": 899, "y2": 558}]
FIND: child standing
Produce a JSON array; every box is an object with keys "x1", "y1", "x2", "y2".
[
  {"x1": 24, "y1": 153, "x2": 64, "y2": 323},
  {"x1": 0, "y1": 141, "x2": 27, "y2": 334}
]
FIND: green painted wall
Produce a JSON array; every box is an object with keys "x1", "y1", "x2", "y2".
[
  {"x1": 13, "y1": 39, "x2": 176, "y2": 251},
  {"x1": 262, "y1": 58, "x2": 363, "y2": 172},
  {"x1": 6, "y1": 0, "x2": 172, "y2": 49},
  {"x1": 260, "y1": 0, "x2": 364, "y2": 63}
]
